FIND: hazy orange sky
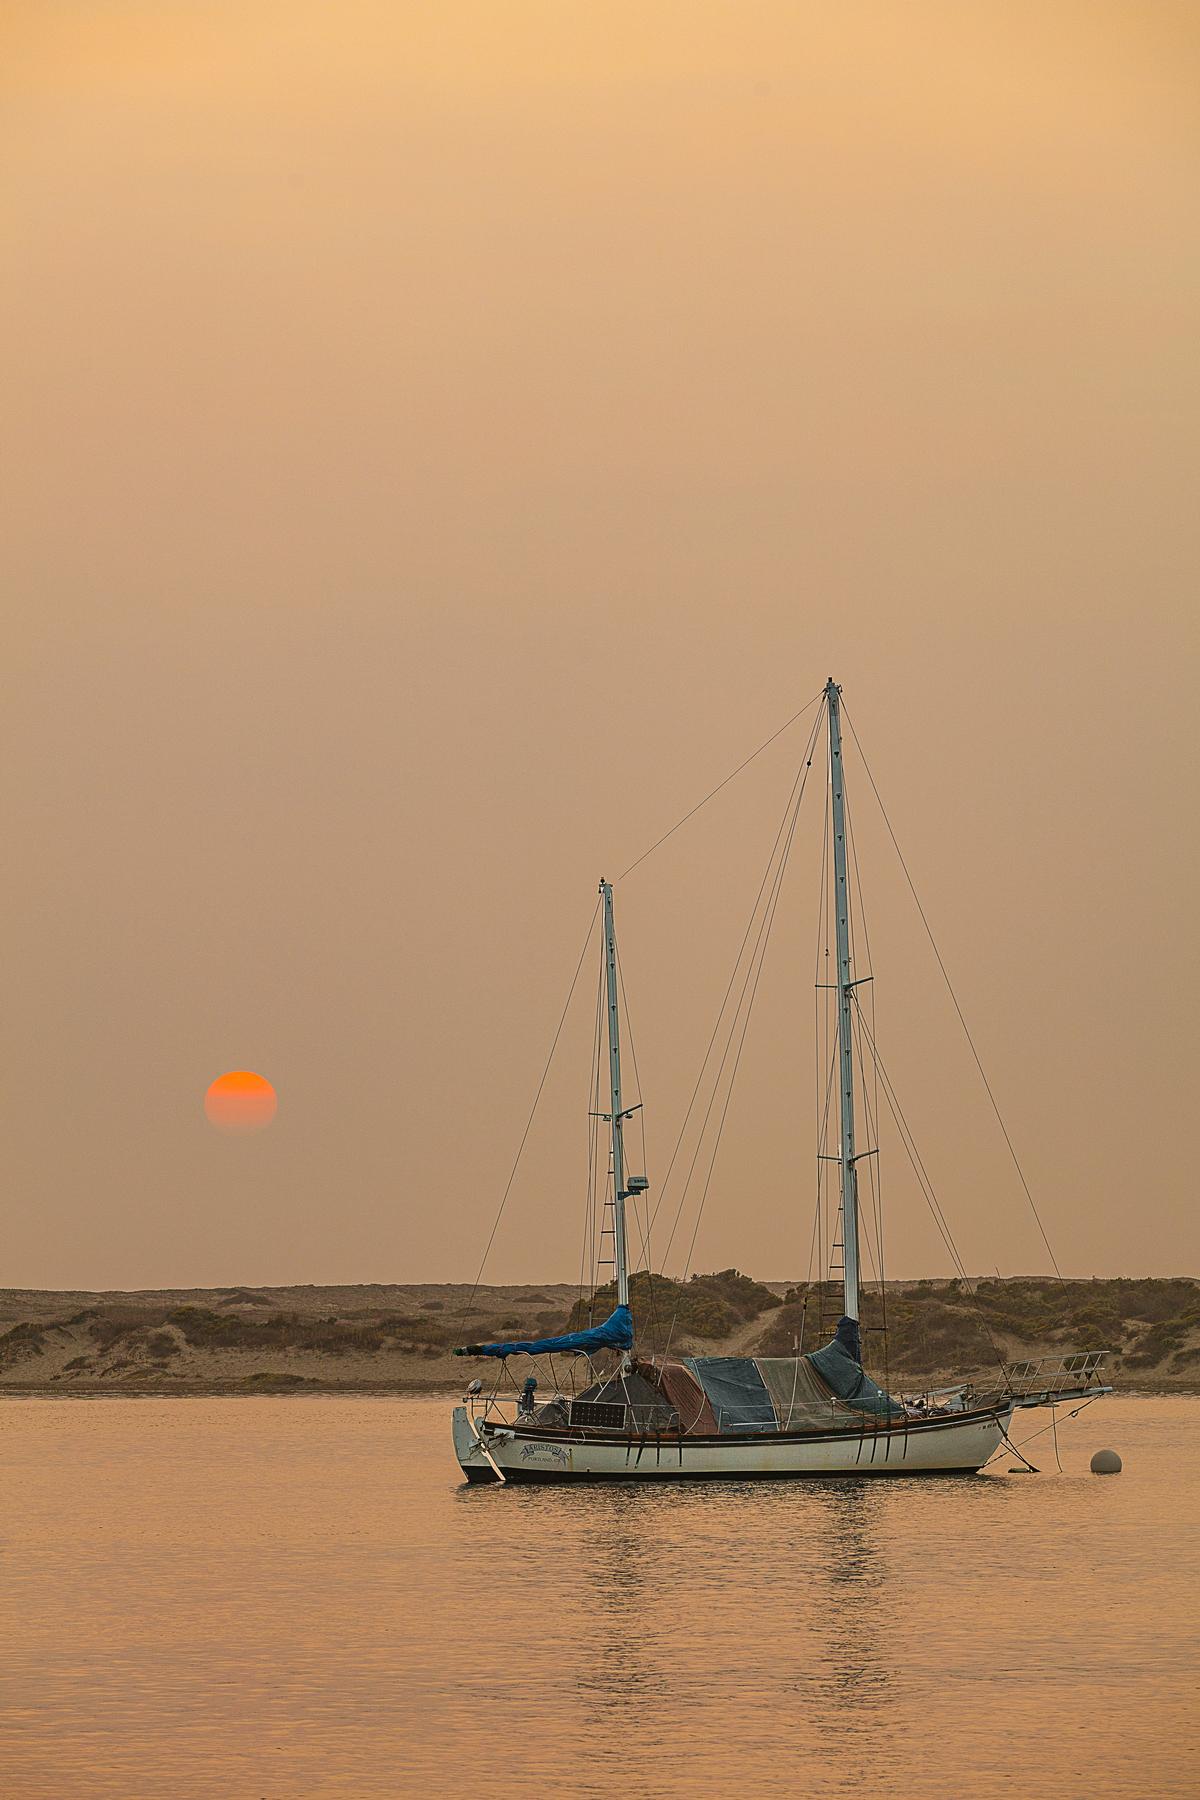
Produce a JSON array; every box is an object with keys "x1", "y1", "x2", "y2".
[{"x1": 2, "y1": 3, "x2": 1197, "y2": 1289}]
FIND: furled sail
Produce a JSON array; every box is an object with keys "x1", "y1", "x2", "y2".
[
  {"x1": 807, "y1": 1315, "x2": 903, "y2": 1417},
  {"x1": 453, "y1": 1303, "x2": 633, "y2": 1360}
]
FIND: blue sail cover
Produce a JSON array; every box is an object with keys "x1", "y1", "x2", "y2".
[{"x1": 453, "y1": 1304, "x2": 633, "y2": 1360}]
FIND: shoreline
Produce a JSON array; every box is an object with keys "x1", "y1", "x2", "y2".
[{"x1": 4, "y1": 1376, "x2": 1199, "y2": 1400}]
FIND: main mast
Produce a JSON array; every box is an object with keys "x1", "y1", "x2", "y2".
[
  {"x1": 825, "y1": 679, "x2": 861, "y2": 1326},
  {"x1": 600, "y1": 880, "x2": 631, "y2": 1314}
]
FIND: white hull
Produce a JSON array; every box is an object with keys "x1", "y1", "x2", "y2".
[{"x1": 453, "y1": 1403, "x2": 1014, "y2": 1482}]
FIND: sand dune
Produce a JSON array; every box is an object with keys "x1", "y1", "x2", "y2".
[{"x1": 2, "y1": 1274, "x2": 1196, "y2": 1395}]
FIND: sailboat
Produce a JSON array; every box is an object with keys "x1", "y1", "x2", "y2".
[{"x1": 451, "y1": 679, "x2": 1109, "y2": 1482}]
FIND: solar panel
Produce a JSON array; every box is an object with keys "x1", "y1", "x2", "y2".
[{"x1": 569, "y1": 1400, "x2": 627, "y2": 1431}]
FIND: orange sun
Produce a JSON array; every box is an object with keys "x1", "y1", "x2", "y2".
[{"x1": 205, "y1": 1070, "x2": 277, "y2": 1134}]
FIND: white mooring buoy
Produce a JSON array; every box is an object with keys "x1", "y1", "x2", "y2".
[{"x1": 1090, "y1": 1448, "x2": 1122, "y2": 1475}]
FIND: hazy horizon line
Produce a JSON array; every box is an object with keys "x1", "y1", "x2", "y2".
[{"x1": 3, "y1": 1270, "x2": 1195, "y2": 1299}]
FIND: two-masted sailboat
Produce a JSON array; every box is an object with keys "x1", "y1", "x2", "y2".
[{"x1": 451, "y1": 680, "x2": 1108, "y2": 1482}]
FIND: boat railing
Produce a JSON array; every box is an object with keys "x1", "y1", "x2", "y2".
[
  {"x1": 464, "y1": 1391, "x2": 673, "y2": 1432},
  {"x1": 465, "y1": 1392, "x2": 542, "y2": 1425},
  {"x1": 464, "y1": 1353, "x2": 1110, "y2": 1434},
  {"x1": 899, "y1": 1384, "x2": 973, "y2": 1415},
  {"x1": 998, "y1": 1349, "x2": 1108, "y2": 1396}
]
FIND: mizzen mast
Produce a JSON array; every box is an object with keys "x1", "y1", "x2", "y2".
[
  {"x1": 600, "y1": 880, "x2": 631, "y2": 1316},
  {"x1": 825, "y1": 679, "x2": 862, "y2": 1326}
]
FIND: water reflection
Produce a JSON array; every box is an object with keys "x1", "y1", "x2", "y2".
[
  {"x1": 801, "y1": 1480, "x2": 892, "y2": 1715},
  {"x1": 522, "y1": 1482, "x2": 676, "y2": 1715},
  {"x1": 480, "y1": 1468, "x2": 1025, "y2": 1741},
  {"x1": 5, "y1": 1397, "x2": 1193, "y2": 1800}
]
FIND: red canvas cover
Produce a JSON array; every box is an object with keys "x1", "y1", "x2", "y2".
[{"x1": 637, "y1": 1357, "x2": 719, "y2": 1435}]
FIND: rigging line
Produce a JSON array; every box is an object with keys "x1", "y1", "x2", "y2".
[
  {"x1": 582, "y1": 947, "x2": 603, "y2": 1309},
  {"x1": 578, "y1": 942, "x2": 607, "y2": 1315},
  {"x1": 994, "y1": 1393, "x2": 1101, "y2": 1461},
  {"x1": 624, "y1": 1156, "x2": 664, "y2": 1337},
  {"x1": 997, "y1": 1423, "x2": 1040, "y2": 1474},
  {"x1": 814, "y1": 761, "x2": 831, "y2": 1064},
  {"x1": 850, "y1": 996, "x2": 1005, "y2": 1369},
  {"x1": 849, "y1": 990, "x2": 887, "y2": 1301},
  {"x1": 592, "y1": 1166, "x2": 616, "y2": 1328},
  {"x1": 805, "y1": 1174, "x2": 823, "y2": 1290},
  {"x1": 842, "y1": 764, "x2": 873, "y2": 980},
  {"x1": 459, "y1": 896, "x2": 602, "y2": 1328},
  {"x1": 873, "y1": 1058, "x2": 976, "y2": 1309},
  {"x1": 612, "y1": 937, "x2": 662, "y2": 1342},
  {"x1": 851, "y1": 1020, "x2": 883, "y2": 1294},
  {"x1": 807, "y1": 1019, "x2": 840, "y2": 1300},
  {"x1": 815, "y1": 1034, "x2": 840, "y2": 1221},
  {"x1": 850, "y1": 993, "x2": 979, "y2": 1285},
  {"x1": 814, "y1": 749, "x2": 831, "y2": 982},
  {"x1": 664, "y1": 761, "x2": 812, "y2": 1348},
  {"x1": 590, "y1": 930, "x2": 616, "y2": 1316},
  {"x1": 850, "y1": 1005, "x2": 891, "y2": 1389},
  {"x1": 841, "y1": 760, "x2": 885, "y2": 1297},
  {"x1": 662, "y1": 756, "x2": 813, "y2": 1310},
  {"x1": 615, "y1": 943, "x2": 651, "y2": 1184},
  {"x1": 842, "y1": 774, "x2": 883, "y2": 1169},
  {"x1": 617, "y1": 689, "x2": 824, "y2": 881},
  {"x1": 657, "y1": 741, "x2": 817, "y2": 1275},
  {"x1": 817, "y1": 779, "x2": 833, "y2": 1309},
  {"x1": 614, "y1": 937, "x2": 652, "y2": 1211},
  {"x1": 839, "y1": 774, "x2": 887, "y2": 1324},
  {"x1": 846, "y1": 791, "x2": 887, "y2": 1336},
  {"x1": 815, "y1": 1039, "x2": 840, "y2": 1303},
  {"x1": 840, "y1": 702, "x2": 1067, "y2": 1288},
  {"x1": 647, "y1": 702, "x2": 827, "y2": 1239},
  {"x1": 813, "y1": 758, "x2": 832, "y2": 1297}
]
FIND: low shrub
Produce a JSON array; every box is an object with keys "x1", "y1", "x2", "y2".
[
  {"x1": 1125, "y1": 1320, "x2": 1186, "y2": 1368},
  {"x1": 0, "y1": 1321, "x2": 49, "y2": 1364},
  {"x1": 166, "y1": 1308, "x2": 385, "y2": 1355},
  {"x1": 243, "y1": 1371, "x2": 319, "y2": 1387},
  {"x1": 377, "y1": 1313, "x2": 456, "y2": 1348},
  {"x1": 87, "y1": 1306, "x2": 172, "y2": 1350},
  {"x1": 568, "y1": 1269, "x2": 777, "y2": 1352}
]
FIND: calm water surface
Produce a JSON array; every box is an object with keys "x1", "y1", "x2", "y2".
[{"x1": 2, "y1": 1394, "x2": 1196, "y2": 1798}]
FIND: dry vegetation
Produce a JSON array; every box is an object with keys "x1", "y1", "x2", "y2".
[
  {"x1": 0, "y1": 1273, "x2": 1196, "y2": 1394},
  {"x1": 569, "y1": 1269, "x2": 780, "y2": 1350},
  {"x1": 752, "y1": 1276, "x2": 1200, "y2": 1382},
  {"x1": 0, "y1": 1283, "x2": 577, "y2": 1393}
]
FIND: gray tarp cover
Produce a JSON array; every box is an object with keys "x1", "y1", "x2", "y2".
[
  {"x1": 684, "y1": 1357, "x2": 777, "y2": 1434},
  {"x1": 755, "y1": 1356, "x2": 862, "y2": 1430}
]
